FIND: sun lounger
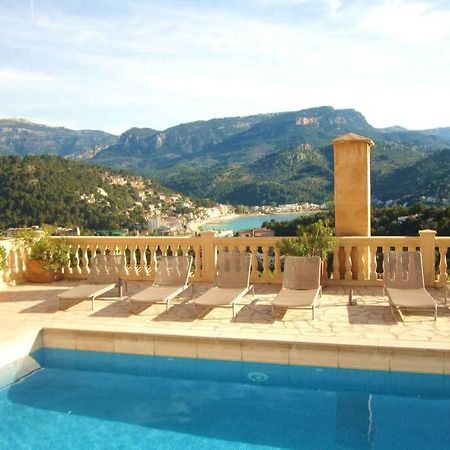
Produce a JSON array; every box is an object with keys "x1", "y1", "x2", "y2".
[
  {"x1": 193, "y1": 252, "x2": 253, "y2": 318},
  {"x1": 383, "y1": 251, "x2": 437, "y2": 321},
  {"x1": 129, "y1": 255, "x2": 193, "y2": 312},
  {"x1": 58, "y1": 254, "x2": 125, "y2": 310},
  {"x1": 271, "y1": 256, "x2": 322, "y2": 319}
]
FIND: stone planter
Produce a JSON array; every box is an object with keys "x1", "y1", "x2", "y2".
[{"x1": 25, "y1": 259, "x2": 63, "y2": 283}]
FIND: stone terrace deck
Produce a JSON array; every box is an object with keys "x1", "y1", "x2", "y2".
[{"x1": 1, "y1": 281, "x2": 450, "y2": 374}]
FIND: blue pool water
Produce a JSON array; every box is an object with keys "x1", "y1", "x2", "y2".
[{"x1": 1, "y1": 349, "x2": 450, "y2": 449}]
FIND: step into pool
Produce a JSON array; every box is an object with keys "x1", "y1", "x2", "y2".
[{"x1": 1, "y1": 348, "x2": 450, "y2": 449}]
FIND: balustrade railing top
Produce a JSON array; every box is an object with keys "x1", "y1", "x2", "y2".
[{"x1": 1, "y1": 231, "x2": 448, "y2": 287}]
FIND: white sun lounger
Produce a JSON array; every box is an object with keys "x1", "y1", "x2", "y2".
[
  {"x1": 129, "y1": 255, "x2": 193, "y2": 312},
  {"x1": 271, "y1": 256, "x2": 322, "y2": 319},
  {"x1": 58, "y1": 254, "x2": 125, "y2": 310},
  {"x1": 383, "y1": 251, "x2": 437, "y2": 321},
  {"x1": 193, "y1": 252, "x2": 253, "y2": 318}
]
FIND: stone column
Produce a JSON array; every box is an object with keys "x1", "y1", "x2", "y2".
[
  {"x1": 332, "y1": 133, "x2": 374, "y2": 279},
  {"x1": 333, "y1": 133, "x2": 374, "y2": 236},
  {"x1": 419, "y1": 229, "x2": 437, "y2": 287},
  {"x1": 200, "y1": 231, "x2": 216, "y2": 283}
]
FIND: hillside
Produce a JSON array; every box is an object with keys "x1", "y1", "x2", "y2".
[
  {"x1": 0, "y1": 155, "x2": 193, "y2": 231},
  {"x1": 262, "y1": 205, "x2": 450, "y2": 236},
  {"x1": 91, "y1": 107, "x2": 450, "y2": 205},
  {"x1": 374, "y1": 148, "x2": 450, "y2": 203},
  {"x1": 0, "y1": 119, "x2": 117, "y2": 159},
  {"x1": 93, "y1": 114, "x2": 273, "y2": 170},
  {"x1": 168, "y1": 144, "x2": 334, "y2": 205},
  {"x1": 1, "y1": 108, "x2": 450, "y2": 206}
]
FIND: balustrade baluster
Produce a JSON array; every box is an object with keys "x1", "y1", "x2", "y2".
[
  {"x1": 344, "y1": 246, "x2": 352, "y2": 280},
  {"x1": 250, "y1": 246, "x2": 259, "y2": 283},
  {"x1": 118, "y1": 246, "x2": 128, "y2": 276},
  {"x1": 193, "y1": 245, "x2": 201, "y2": 280},
  {"x1": 332, "y1": 247, "x2": 340, "y2": 280},
  {"x1": 131, "y1": 245, "x2": 139, "y2": 277},
  {"x1": 369, "y1": 246, "x2": 378, "y2": 281},
  {"x1": 5, "y1": 248, "x2": 15, "y2": 281},
  {"x1": 73, "y1": 246, "x2": 82, "y2": 275},
  {"x1": 63, "y1": 245, "x2": 72, "y2": 276},
  {"x1": 262, "y1": 246, "x2": 270, "y2": 282},
  {"x1": 357, "y1": 247, "x2": 365, "y2": 281},
  {"x1": 18, "y1": 246, "x2": 27, "y2": 277},
  {"x1": 151, "y1": 246, "x2": 159, "y2": 279},
  {"x1": 141, "y1": 246, "x2": 148, "y2": 276},
  {"x1": 274, "y1": 247, "x2": 281, "y2": 283},
  {"x1": 381, "y1": 246, "x2": 390, "y2": 280},
  {"x1": 438, "y1": 246, "x2": 448, "y2": 284},
  {"x1": 81, "y1": 246, "x2": 89, "y2": 277}
]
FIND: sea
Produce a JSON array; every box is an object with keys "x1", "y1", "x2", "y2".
[{"x1": 200, "y1": 212, "x2": 314, "y2": 232}]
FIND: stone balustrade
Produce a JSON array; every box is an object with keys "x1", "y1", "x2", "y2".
[
  {"x1": 0, "y1": 239, "x2": 27, "y2": 286},
  {"x1": 1, "y1": 230, "x2": 449, "y2": 287}
]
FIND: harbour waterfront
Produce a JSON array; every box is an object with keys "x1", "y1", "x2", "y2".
[{"x1": 199, "y1": 212, "x2": 314, "y2": 232}]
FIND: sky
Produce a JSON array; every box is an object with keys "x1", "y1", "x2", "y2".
[{"x1": 0, "y1": 0, "x2": 450, "y2": 134}]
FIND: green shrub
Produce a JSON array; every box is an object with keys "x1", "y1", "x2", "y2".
[
  {"x1": 16, "y1": 227, "x2": 70, "y2": 272},
  {"x1": 0, "y1": 245, "x2": 6, "y2": 271},
  {"x1": 277, "y1": 219, "x2": 336, "y2": 260}
]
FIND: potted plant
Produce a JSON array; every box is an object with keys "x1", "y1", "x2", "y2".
[
  {"x1": 16, "y1": 227, "x2": 70, "y2": 283},
  {"x1": 277, "y1": 219, "x2": 336, "y2": 285}
]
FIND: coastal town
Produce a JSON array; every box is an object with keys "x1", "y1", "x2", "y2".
[
  {"x1": 144, "y1": 201, "x2": 325, "y2": 236},
  {"x1": 4, "y1": 201, "x2": 326, "y2": 238}
]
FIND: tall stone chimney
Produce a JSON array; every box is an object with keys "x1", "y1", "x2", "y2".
[{"x1": 332, "y1": 133, "x2": 374, "y2": 237}]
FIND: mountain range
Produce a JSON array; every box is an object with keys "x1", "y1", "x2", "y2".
[{"x1": 1, "y1": 107, "x2": 449, "y2": 205}]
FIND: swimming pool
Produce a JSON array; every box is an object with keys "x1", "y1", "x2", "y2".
[{"x1": 1, "y1": 348, "x2": 449, "y2": 449}]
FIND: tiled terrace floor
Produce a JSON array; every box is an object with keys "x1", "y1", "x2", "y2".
[{"x1": 1, "y1": 281, "x2": 449, "y2": 351}]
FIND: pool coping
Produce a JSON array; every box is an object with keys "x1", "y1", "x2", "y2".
[
  {"x1": 2, "y1": 325, "x2": 449, "y2": 378},
  {"x1": 40, "y1": 326, "x2": 450, "y2": 375}
]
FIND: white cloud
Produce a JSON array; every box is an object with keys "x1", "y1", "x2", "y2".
[
  {"x1": 359, "y1": 0, "x2": 450, "y2": 45},
  {"x1": 0, "y1": 0, "x2": 449, "y2": 131}
]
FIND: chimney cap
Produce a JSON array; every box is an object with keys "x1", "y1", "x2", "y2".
[{"x1": 332, "y1": 133, "x2": 374, "y2": 145}]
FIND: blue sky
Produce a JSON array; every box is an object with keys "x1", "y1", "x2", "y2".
[{"x1": 1, "y1": 0, "x2": 449, "y2": 134}]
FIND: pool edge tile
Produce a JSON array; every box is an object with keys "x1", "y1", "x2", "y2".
[
  {"x1": 390, "y1": 349, "x2": 444, "y2": 374},
  {"x1": 113, "y1": 333, "x2": 154, "y2": 356},
  {"x1": 153, "y1": 337, "x2": 197, "y2": 358},
  {"x1": 290, "y1": 344, "x2": 339, "y2": 368},
  {"x1": 43, "y1": 329, "x2": 76, "y2": 350},
  {"x1": 241, "y1": 342, "x2": 289, "y2": 364},
  {"x1": 75, "y1": 331, "x2": 114, "y2": 352},
  {"x1": 197, "y1": 339, "x2": 242, "y2": 361},
  {"x1": 338, "y1": 347, "x2": 390, "y2": 371}
]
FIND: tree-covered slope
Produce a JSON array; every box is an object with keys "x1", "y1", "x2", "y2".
[
  {"x1": 1, "y1": 107, "x2": 450, "y2": 206},
  {"x1": 0, "y1": 119, "x2": 117, "y2": 158},
  {"x1": 0, "y1": 155, "x2": 184, "y2": 231},
  {"x1": 91, "y1": 106, "x2": 450, "y2": 205},
  {"x1": 262, "y1": 205, "x2": 450, "y2": 236},
  {"x1": 374, "y1": 148, "x2": 450, "y2": 203},
  {"x1": 162, "y1": 144, "x2": 334, "y2": 205}
]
